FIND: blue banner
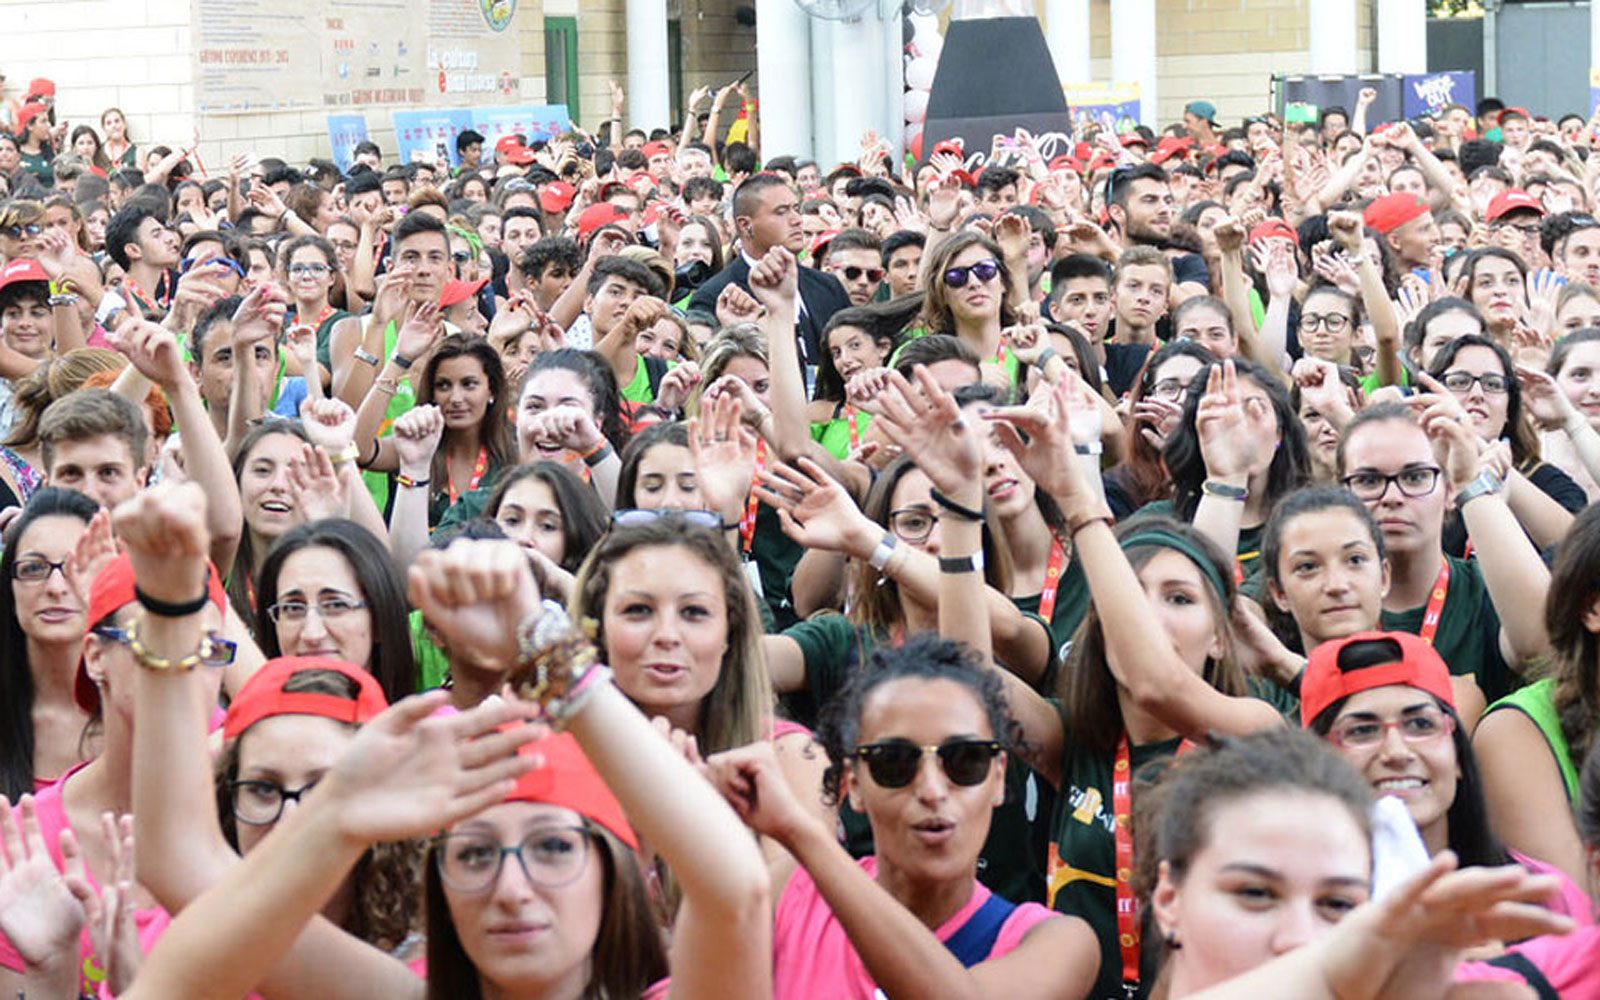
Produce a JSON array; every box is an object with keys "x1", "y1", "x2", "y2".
[
  {"x1": 1401, "y1": 71, "x2": 1475, "y2": 118},
  {"x1": 390, "y1": 104, "x2": 571, "y2": 170},
  {"x1": 326, "y1": 114, "x2": 369, "y2": 172}
]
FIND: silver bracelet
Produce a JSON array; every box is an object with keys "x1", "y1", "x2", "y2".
[
  {"x1": 1074, "y1": 441, "x2": 1103, "y2": 456},
  {"x1": 867, "y1": 532, "x2": 898, "y2": 571}
]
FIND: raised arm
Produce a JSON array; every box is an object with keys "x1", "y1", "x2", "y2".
[
  {"x1": 1188, "y1": 360, "x2": 1278, "y2": 562},
  {"x1": 224, "y1": 284, "x2": 286, "y2": 456},
  {"x1": 386, "y1": 405, "x2": 444, "y2": 570},
  {"x1": 1329, "y1": 210, "x2": 1402, "y2": 388}
]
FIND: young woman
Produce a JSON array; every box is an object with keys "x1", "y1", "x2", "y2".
[
  {"x1": 227, "y1": 419, "x2": 316, "y2": 631},
  {"x1": 1302, "y1": 631, "x2": 1593, "y2": 923},
  {"x1": 483, "y1": 460, "x2": 608, "y2": 604},
  {"x1": 69, "y1": 125, "x2": 109, "y2": 174},
  {"x1": 1296, "y1": 284, "x2": 1363, "y2": 369},
  {"x1": 253, "y1": 518, "x2": 419, "y2": 704},
  {"x1": 279, "y1": 234, "x2": 359, "y2": 386},
  {"x1": 1170, "y1": 295, "x2": 1239, "y2": 359},
  {"x1": 919, "y1": 231, "x2": 1021, "y2": 385},
  {"x1": 706, "y1": 634, "x2": 1101, "y2": 999},
  {"x1": 670, "y1": 214, "x2": 725, "y2": 308},
  {"x1": 807, "y1": 301, "x2": 916, "y2": 460},
  {"x1": 109, "y1": 497, "x2": 771, "y2": 1000},
  {"x1": 1259, "y1": 486, "x2": 1389, "y2": 659},
  {"x1": 1104, "y1": 341, "x2": 1215, "y2": 519},
  {"x1": 1403, "y1": 296, "x2": 1487, "y2": 372},
  {"x1": 1460, "y1": 247, "x2": 1527, "y2": 345},
  {"x1": 1528, "y1": 326, "x2": 1600, "y2": 501},
  {"x1": 1554, "y1": 279, "x2": 1600, "y2": 335},
  {"x1": 1290, "y1": 358, "x2": 1363, "y2": 485},
  {"x1": 99, "y1": 108, "x2": 136, "y2": 171},
  {"x1": 42, "y1": 195, "x2": 91, "y2": 254},
  {"x1": 514, "y1": 348, "x2": 628, "y2": 509},
  {"x1": 1426, "y1": 333, "x2": 1584, "y2": 554},
  {"x1": 0, "y1": 487, "x2": 97, "y2": 802},
  {"x1": 1474, "y1": 500, "x2": 1600, "y2": 886}
]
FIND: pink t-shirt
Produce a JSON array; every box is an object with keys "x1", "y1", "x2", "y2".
[
  {"x1": 771, "y1": 856, "x2": 1058, "y2": 1000},
  {"x1": 1455, "y1": 924, "x2": 1600, "y2": 998},
  {"x1": 1512, "y1": 849, "x2": 1596, "y2": 928},
  {"x1": 0, "y1": 772, "x2": 171, "y2": 997}
]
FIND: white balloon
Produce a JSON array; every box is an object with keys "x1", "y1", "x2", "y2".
[
  {"x1": 904, "y1": 88, "x2": 929, "y2": 124},
  {"x1": 911, "y1": 24, "x2": 943, "y2": 60},
  {"x1": 905, "y1": 56, "x2": 937, "y2": 91},
  {"x1": 904, "y1": 123, "x2": 924, "y2": 148}
]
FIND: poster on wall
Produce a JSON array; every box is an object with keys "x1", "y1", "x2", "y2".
[
  {"x1": 393, "y1": 105, "x2": 571, "y2": 168},
  {"x1": 326, "y1": 115, "x2": 371, "y2": 171},
  {"x1": 1063, "y1": 83, "x2": 1142, "y2": 137},
  {"x1": 193, "y1": 0, "x2": 523, "y2": 113}
]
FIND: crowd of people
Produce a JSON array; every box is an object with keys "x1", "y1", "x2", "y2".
[{"x1": 0, "y1": 65, "x2": 1596, "y2": 998}]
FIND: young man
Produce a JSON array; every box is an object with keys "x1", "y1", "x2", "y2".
[
  {"x1": 974, "y1": 165, "x2": 1020, "y2": 213},
  {"x1": 1182, "y1": 100, "x2": 1219, "y2": 147},
  {"x1": 454, "y1": 129, "x2": 485, "y2": 174},
  {"x1": 188, "y1": 295, "x2": 281, "y2": 445},
  {"x1": 1110, "y1": 245, "x2": 1170, "y2": 349},
  {"x1": 520, "y1": 236, "x2": 583, "y2": 312},
  {"x1": 880, "y1": 230, "x2": 925, "y2": 300},
  {"x1": 1485, "y1": 188, "x2": 1547, "y2": 270},
  {"x1": 1050, "y1": 253, "x2": 1147, "y2": 398},
  {"x1": 1107, "y1": 162, "x2": 1208, "y2": 297},
  {"x1": 1336, "y1": 403, "x2": 1551, "y2": 709},
  {"x1": 682, "y1": 175, "x2": 723, "y2": 216},
  {"x1": 587, "y1": 255, "x2": 669, "y2": 408},
  {"x1": 380, "y1": 166, "x2": 411, "y2": 207},
  {"x1": 497, "y1": 207, "x2": 544, "y2": 298},
  {"x1": 1552, "y1": 213, "x2": 1600, "y2": 288},
  {"x1": 1005, "y1": 205, "x2": 1056, "y2": 304},
  {"x1": 1363, "y1": 191, "x2": 1440, "y2": 271},
  {"x1": 103, "y1": 201, "x2": 180, "y2": 319},
  {"x1": 821, "y1": 228, "x2": 883, "y2": 306},
  {"x1": 38, "y1": 389, "x2": 149, "y2": 510}
]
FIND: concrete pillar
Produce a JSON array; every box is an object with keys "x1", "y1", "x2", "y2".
[
  {"x1": 1308, "y1": 0, "x2": 1359, "y2": 76},
  {"x1": 1376, "y1": 0, "x2": 1427, "y2": 74},
  {"x1": 756, "y1": 0, "x2": 813, "y2": 158},
  {"x1": 1046, "y1": 0, "x2": 1092, "y2": 86},
  {"x1": 1110, "y1": 0, "x2": 1157, "y2": 127},
  {"x1": 1591, "y1": 0, "x2": 1600, "y2": 85},
  {"x1": 625, "y1": 0, "x2": 670, "y2": 131},
  {"x1": 815, "y1": 18, "x2": 891, "y2": 171}
]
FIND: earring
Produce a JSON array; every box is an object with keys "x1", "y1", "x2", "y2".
[{"x1": 1165, "y1": 932, "x2": 1182, "y2": 950}]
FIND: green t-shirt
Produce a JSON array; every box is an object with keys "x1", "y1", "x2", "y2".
[
  {"x1": 1484, "y1": 677, "x2": 1579, "y2": 803},
  {"x1": 361, "y1": 320, "x2": 417, "y2": 517},
  {"x1": 749, "y1": 504, "x2": 803, "y2": 630},
  {"x1": 1050, "y1": 734, "x2": 1180, "y2": 1000},
  {"x1": 1379, "y1": 555, "x2": 1515, "y2": 703},
  {"x1": 783, "y1": 613, "x2": 1056, "y2": 903},
  {"x1": 809, "y1": 409, "x2": 872, "y2": 461},
  {"x1": 619, "y1": 353, "x2": 655, "y2": 405},
  {"x1": 1130, "y1": 498, "x2": 1267, "y2": 584},
  {"x1": 1009, "y1": 545, "x2": 1091, "y2": 676},
  {"x1": 410, "y1": 609, "x2": 451, "y2": 692}
]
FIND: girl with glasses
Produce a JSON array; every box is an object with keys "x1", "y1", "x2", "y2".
[
  {"x1": 919, "y1": 231, "x2": 1023, "y2": 388},
  {"x1": 278, "y1": 234, "x2": 358, "y2": 390},
  {"x1": 1104, "y1": 340, "x2": 1215, "y2": 519},
  {"x1": 1425, "y1": 333, "x2": 1583, "y2": 558},
  {"x1": 1296, "y1": 284, "x2": 1363, "y2": 370}
]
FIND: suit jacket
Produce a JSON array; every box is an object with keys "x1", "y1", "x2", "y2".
[{"x1": 686, "y1": 255, "x2": 851, "y2": 367}]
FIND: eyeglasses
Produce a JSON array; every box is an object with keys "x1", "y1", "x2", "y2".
[
  {"x1": 836, "y1": 265, "x2": 885, "y2": 284},
  {"x1": 611, "y1": 508, "x2": 725, "y2": 531},
  {"x1": 180, "y1": 256, "x2": 247, "y2": 277},
  {"x1": 229, "y1": 778, "x2": 321, "y2": 826},
  {"x1": 1439, "y1": 371, "x2": 1510, "y2": 394},
  {"x1": 942, "y1": 258, "x2": 1000, "y2": 288},
  {"x1": 1496, "y1": 222, "x2": 1542, "y2": 237},
  {"x1": 434, "y1": 825, "x2": 592, "y2": 893},
  {"x1": 1326, "y1": 704, "x2": 1456, "y2": 750},
  {"x1": 3, "y1": 223, "x2": 42, "y2": 239},
  {"x1": 887, "y1": 507, "x2": 939, "y2": 543},
  {"x1": 853, "y1": 738, "x2": 1002, "y2": 788},
  {"x1": 1300, "y1": 312, "x2": 1352, "y2": 333},
  {"x1": 286, "y1": 262, "x2": 332, "y2": 277},
  {"x1": 451, "y1": 250, "x2": 473, "y2": 264},
  {"x1": 11, "y1": 556, "x2": 67, "y2": 583},
  {"x1": 1148, "y1": 377, "x2": 1192, "y2": 402},
  {"x1": 1340, "y1": 465, "x2": 1443, "y2": 500},
  {"x1": 95, "y1": 626, "x2": 237, "y2": 666},
  {"x1": 265, "y1": 596, "x2": 369, "y2": 623}
]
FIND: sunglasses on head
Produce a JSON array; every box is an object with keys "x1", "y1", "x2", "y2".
[
  {"x1": 853, "y1": 738, "x2": 1001, "y2": 788},
  {"x1": 611, "y1": 508, "x2": 726, "y2": 531},
  {"x1": 838, "y1": 265, "x2": 885, "y2": 284},
  {"x1": 942, "y1": 258, "x2": 999, "y2": 289}
]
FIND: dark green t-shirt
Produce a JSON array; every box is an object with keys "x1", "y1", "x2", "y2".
[
  {"x1": 1379, "y1": 555, "x2": 1515, "y2": 703},
  {"x1": 1131, "y1": 498, "x2": 1266, "y2": 584},
  {"x1": 1010, "y1": 546, "x2": 1091, "y2": 678}
]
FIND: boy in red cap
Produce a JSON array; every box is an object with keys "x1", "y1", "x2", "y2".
[{"x1": 1363, "y1": 192, "x2": 1440, "y2": 271}]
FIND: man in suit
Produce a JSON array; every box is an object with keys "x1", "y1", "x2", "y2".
[{"x1": 688, "y1": 173, "x2": 850, "y2": 369}]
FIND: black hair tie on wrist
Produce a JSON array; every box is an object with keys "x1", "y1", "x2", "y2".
[
  {"x1": 929, "y1": 487, "x2": 985, "y2": 523},
  {"x1": 135, "y1": 586, "x2": 210, "y2": 618}
]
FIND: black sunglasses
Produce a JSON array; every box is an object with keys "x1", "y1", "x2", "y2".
[
  {"x1": 942, "y1": 258, "x2": 999, "y2": 289},
  {"x1": 853, "y1": 738, "x2": 1001, "y2": 788},
  {"x1": 838, "y1": 265, "x2": 884, "y2": 283}
]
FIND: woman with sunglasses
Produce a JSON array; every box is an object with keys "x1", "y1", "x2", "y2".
[
  {"x1": 1425, "y1": 333, "x2": 1582, "y2": 556},
  {"x1": 279, "y1": 234, "x2": 358, "y2": 390},
  {"x1": 920, "y1": 231, "x2": 1023, "y2": 388},
  {"x1": 0, "y1": 547, "x2": 232, "y2": 999},
  {"x1": 115, "y1": 503, "x2": 770, "y2": 1000}
]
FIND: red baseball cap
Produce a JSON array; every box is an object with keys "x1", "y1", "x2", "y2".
[
  {"x1": 1248, "y1": 218, "x2": 1298, "y2": 246},
  {"x1": 809, "y1": 228, "x2": 840, "y2": 259},
  {"x1": 1047, "y1": 154, "x2": 1081, "y2": 174},
  {"x1": 576, "y1": 202, "x2": 630, "y2": 241},
  {"x1": 1086, "y1": 153, "x2": 1118, "y2": 173},
  {"x1": 1150, "y1": 136, "x2": 1195, "y2": 166},
  {"x1": 15, "y1": 102, "x2": 48, "y2": 134},
  {"x1": 0, "y1": 259, "x2": 49, "y2": 294},
  {"x1": 495, "y1": 135, "x2": 535, "y2": 165},
  {"x1": 540, "y1": 180, "x2": 576, "y2": 214},
  {"x1": 642, "y1": 140, "x2": 673, "y2": 160},
  {"x1": 932, "y1": 139, "x2": 965, "y2": 159},
  {"x1": 948, "y1": 168, "x2": 977, "y2": 188},
  {"x1": 439, "y1": 277, "x2": 489, "y2": 309},
  {"x1": 1363, "y1": 192, "x2": 1428, "y2": 235},
  {"x1": 78, "y1": 554, "x2": 227, "y2": 714},
  {"x1": 1486, "y1": 188, "x2": 1545, "y2": 223},
  {"x1": 506, "y1": 732, "x2": 637, "y2": 850},
  {"x1": 1299, "y1": 631, "x2": 1456, "y2": 727},
  {"x1": 26, "y1": 79, "x2": 54, "y2": 100},
  {"x1": 1119, "y1": 133, "x2": 1150, "y2": 150},
  {"x1": 223, "y1": 656, "x2": 389, "y2": 741}
]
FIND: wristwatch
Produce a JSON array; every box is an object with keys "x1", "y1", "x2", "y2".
[{"x1": 1454, "y1": 469, "x2": 1505, "y2": 509}]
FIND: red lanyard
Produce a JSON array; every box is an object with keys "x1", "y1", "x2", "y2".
[
  {"x1": 845, "y1": 406, "x2": 861, "y2": 452},
  {"x1": 740, "y1": 438, "x2": 766, "y2": 554},
  {"x1": 123, "y1": 278, "x2": 156, "y2": 315},
  {"x1": 1419, "y1": 558, "x2": 1450, "y2": 646},
  {"x1": 303, "y1": 304, "x2": 334, "y2": 330},
  {"x1": 1113, "y1": 735, "x2": 1139, "y2": 994},
  {"x1": 1037, "y1": 536, "x2": 1067, "y2": 626},
  {"x1": 447, "y1": 446, "x2": 489, "y2": 505}
]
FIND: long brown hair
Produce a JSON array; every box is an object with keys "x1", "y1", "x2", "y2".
[
  {"x1": 918, "y1": 230, "x2": 1019, "y2": 337},
  {"x1": 570, "y1": 515, "x2": 771, "y2": 755},
  {"x1": 417, "y1": 334, "x2": 516, "y2": 493},
  {"x1": 1058, "y1": 517, "x2": 1247, "y2": 755},
  {"x1": 1543, "y1": 502, "x2": 1600, "y2": 770},
  {"x1": 423, "y1": 822, "x2": 666, "y2": 1000}
]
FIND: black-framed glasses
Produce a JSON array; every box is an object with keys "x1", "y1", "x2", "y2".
[
  {"x1": 1300, "y1": 312, "x2": 1352, "y2": 333},
  {"x1": 853, "y1": 738, "x2": 1002, "y2": 788},
  {"x1": 1327, "y1": 703, "x2": 1456, "y2": 750},
  {"x1": 611, "y1": 508, "x2": 725, "y2": 531},
  {"x1": 286, "y1": 262, "x2": 332, "y2": 277},
  {"x1": 1440, "y1": 371, "x2": 1510, "y2": 395},
  {"x1": 3, "y1": 223, "x2": 42, "y2": 239},
  {"x1": 837, "y1": 265, "x2": 884, "y2": 284},
  {"x1": 11, "y1": 556, "x2": 67, "y2": 583},
  {"x1": 1148, "y1": 377, "x2": 1193, "y2": 401},
  {"x1": 95, "y1": 626, "x2": 237, "y2": 667},
  {"x1": 887, "y1": 507, "x2": 938, "y2": 543},
  {"x1": 229, "y1": 778, "x2": 321, "y2": 826},
  {"x1": 265, "y1": 596, "x2": 369, "y2": 623},
  {"x1": 433, "y1": 824, "x2": 592, "y2": 893},
  {"x1": 1496, "y1": 221, "x2": 1542, "y2": 237},
  {"x1": 1341, "y1": 465, "x2": 1443, "y2": 500},
  {"x1": 943, "y1": 258, "x2": 999, "y2": 288}
]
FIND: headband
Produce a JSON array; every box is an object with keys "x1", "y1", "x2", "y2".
[{"x1": 1118, "y1": 528, "x2": 1230, "y2": 603}]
